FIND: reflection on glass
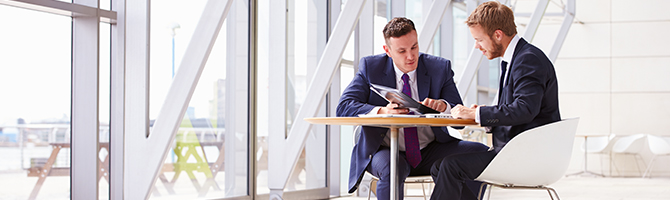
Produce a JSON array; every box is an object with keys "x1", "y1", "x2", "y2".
[
  {"x1": 0, "y1": 5, "x2": 72, "y2": 200},
  {"x1": 149, "y1": 0, "x2": 249, "y2": 199}
]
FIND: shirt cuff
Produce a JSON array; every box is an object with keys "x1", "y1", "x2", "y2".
[
  {"x1": 475, "y1": 106, "x2": 481, "y2": 123},
  {"x1": 440, "y1": 100, "x2": 452, "y2": 114},
  {"x1": 369, "y1": 107, "x2": 382, "y2": 115}
]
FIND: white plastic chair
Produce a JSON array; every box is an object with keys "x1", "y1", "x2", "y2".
[
  {"x1": 475, "y1": 118, "x2": 579, "y2": 200},
  {"x1": 353, "y1": 126, "x2": 434, "y2": 200},
  {"x1": 643, "y1": 134, "x2": 670, "y2": 178},
  {"x1": 582, "y1": 134, "x2": 617, "y2": 176},
  {"x1": 611, "y1": 134, "x2": 646, "y2": 177}
]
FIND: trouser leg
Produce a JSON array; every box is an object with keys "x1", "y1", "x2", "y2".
[{"x1": 430, "y1": 150, "x2": 496, "y2": 200}]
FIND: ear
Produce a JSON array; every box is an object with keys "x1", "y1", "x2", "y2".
[
  {"x1": 494, "y1": 30, "x2": 504, "y2": 41},
  {"x1": 383, "y1": 44, "x2": 391, "y2": 57}
]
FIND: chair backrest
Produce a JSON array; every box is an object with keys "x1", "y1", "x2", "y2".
[
  {"x1": 475, "y1": 118, "x2": 579, "y2": 186},
  {"x1": 583, "y1": 134, "x2": 617, "y2": 153},
  {"x1": 611, "y1": 134, "x2": 646, "y2": 153},
  {"x1": 647, "y1": 134, "x2": 670, "y2": 155}
]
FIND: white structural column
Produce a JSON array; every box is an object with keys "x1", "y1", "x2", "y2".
[
  {"x1": 548, "y1": 0, "x2": 575, "y2": 61},
  {"x1": 267, "y1": 0, "x2": 288, "y2": 198},
  {"x1": 71, "y1": 0, "x2": 99, "y2": 198},
  {"x1": 268, "y1": 0, "x2": 367, "y2": 199},
  {"x1": 326, "y1": 0, "x2": 342, "y2": 196},
  {"x1": 225, "y1": 0, "x2": 249, "y2": 196},
  {"x1": 418, "y1": 0, "x2": 451, "y2": 53},
  {"x1": 124, "y1": 0, "x2": 233, "y2": 199},
  {"x1": 110, "y1": 0, "x2": 126, "y2": 198},
  {"x1": 390, "y1": 0, "x2": 405, "y2": 18},
  {"x1": 354, "y1": 0, "x2": 373, "y2": 72},
  {"x1": 440, "y1": 2, "x2": 454, "y2": 59}
]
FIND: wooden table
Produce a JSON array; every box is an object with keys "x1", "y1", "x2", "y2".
[{"x1": 304, "y1": 116, "x2": 478, "y2": 200}]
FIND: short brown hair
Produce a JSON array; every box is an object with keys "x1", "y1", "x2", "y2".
[
  {"x1": 383, "y1": 17, "x2": 416, "y2": 44},
  {"x1": 465, "y1": 1, "x2": 517, "y2": 37}
]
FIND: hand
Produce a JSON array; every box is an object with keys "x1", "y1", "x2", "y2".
[
  {"x1": 378, "y1": 103, "x2": 410, "y2": 114},
  {"x1": 451, "y1": 104, "x2": 476, "y2": 119},
  {"x1": 421, "y1": 98, "x2": 448, "y2": 112}
]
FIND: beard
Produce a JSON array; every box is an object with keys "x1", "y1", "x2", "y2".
[{"x1": 486, "y1": 35, "x2": 505, "y2": 59}]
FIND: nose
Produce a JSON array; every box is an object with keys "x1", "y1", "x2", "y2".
[{"x1": 474, "y1": 42, "x2": 481, "y2": 50}]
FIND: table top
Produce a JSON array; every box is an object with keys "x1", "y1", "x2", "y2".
[{"x1": 304, "y1": 116, "x2": 478, "y2": 127}]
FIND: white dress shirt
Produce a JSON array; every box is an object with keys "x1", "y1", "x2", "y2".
[
  {"x1": 368, "y1": 63, "x2": 453, "y2": 151},
  {"x1": 476, "y1": 34, "x2": 520, "y2": 123}
]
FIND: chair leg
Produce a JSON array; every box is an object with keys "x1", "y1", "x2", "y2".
[
  {"x1": 485, "y1": 184, "x2": 493, "y2": 200},
  {"x1": 634, "y1": 154, "x2": 645, "y2": 177},
  {"x1": 643, "y1": 156, "x2": 657, "y2": 178},
  {"x1": 477, "y1": 183, "x2": 487, "y2": 200},
  {"x1": 421, "y1": 182, "x2": 427, "y2": 200},
  {"x1": 367, "y1": 179, "x2": 373, "y2": 200},
  {"x1": 547, "y1": 187, "x2": 561, "y2": 200}
]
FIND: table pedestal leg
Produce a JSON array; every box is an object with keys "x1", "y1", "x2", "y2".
[
  {"x1": 390, "y1": 127, "x2": 398, "y2": 200},
  {"x1": 566, "y1": 136, "x2": 604, "y2": 177}
]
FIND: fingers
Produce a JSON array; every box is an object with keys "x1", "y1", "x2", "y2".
[
  {"x1": 382, "y1": 103, "x2": 409, "y2": 114},
  {"x1": 422, "y1": 98, "x2": 447, "y2": 112}
]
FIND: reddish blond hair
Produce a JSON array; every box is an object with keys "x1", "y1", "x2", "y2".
[{"x1": 466, "y1": 1, "x2": 517, "y2": 37}]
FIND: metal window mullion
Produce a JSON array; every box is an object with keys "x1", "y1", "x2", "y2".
[
  {"x1": 71, "y1": 0, "x2": 100, "y2": 199},
  {"x1": 1, "y1": 0, "x2": 116, "y2": 21}
]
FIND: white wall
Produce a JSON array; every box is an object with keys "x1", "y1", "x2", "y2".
[{"x1": 533, "y1": 0, "x2": 670, "y2": 177}]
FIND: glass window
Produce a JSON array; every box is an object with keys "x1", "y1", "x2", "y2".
[
  {"x1": 0, "y1": 5, "x2": 72, "y2": 199},
  {"x1": 149, "y1": 0, "x2": 249, "y2": 198}
]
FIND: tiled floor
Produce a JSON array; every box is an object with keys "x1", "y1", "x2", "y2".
[{"x1": 331, "y1": 176, "x2": 670, "y2": 200}]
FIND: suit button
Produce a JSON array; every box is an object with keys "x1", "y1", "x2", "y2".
[{"x1": 369, "y1": 155, "x2": 372, "y2": 159}]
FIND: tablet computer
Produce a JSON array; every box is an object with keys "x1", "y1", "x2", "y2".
[{"x1": 370, "y1": 83, "x2": 440, "y2": 114}]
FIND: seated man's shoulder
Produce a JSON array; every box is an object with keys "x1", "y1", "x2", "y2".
[
  {"x1": 362, "y1": 53, "x2": 389, "y2": 62},
  {"x1": 420, "y1": 53, "x2": 449, "y2": 63}
]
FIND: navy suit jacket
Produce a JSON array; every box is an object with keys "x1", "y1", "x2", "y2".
[
  {"x1": 336, "y1": 53, "x2": 463, "y2": 193},
  {"x1": 479, "y1": 38, "x2": 561, "y2": 152}
]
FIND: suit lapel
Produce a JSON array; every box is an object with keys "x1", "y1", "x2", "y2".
[
  {"x1": 416, "y1": 56, "x2": 430, "y2": 100},
  {"x1": 382, "y1": 55, "x2": 397, "y2": 88},
  {"x1": 500, "y1": 38, "x2": 529, "y2": 104}
]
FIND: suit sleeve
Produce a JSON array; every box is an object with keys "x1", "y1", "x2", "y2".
[
  {"x1": 479, "y1": 52, "x2": 546, "y2": 126},
  {"x1": 337, "y1": 58, "x2": 377, "y2": 117}
]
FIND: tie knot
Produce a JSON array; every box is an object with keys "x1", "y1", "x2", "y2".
[{"x1": 402, "y1": 73, "x2": 410, "y2": 84}]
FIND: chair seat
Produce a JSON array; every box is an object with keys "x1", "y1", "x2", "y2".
[{"x1": 475, "y1": 118, "x2": 580, "y2": 200}]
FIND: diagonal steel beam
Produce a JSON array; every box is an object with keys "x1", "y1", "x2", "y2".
[
  {"x1": 418, "y1": 0, "x2": 451, "y2": 53},
  {"x1": 124, "y1": 0, "x2": 233, "y2": 199},
  {"x1": 548, "y1": 0, "x2": 575, "y2": 61},
  {"x1": 268, "y1": 0, "x2": 367, "y2": 198}
]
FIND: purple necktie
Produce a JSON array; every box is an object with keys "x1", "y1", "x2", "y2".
[{"x1": 402, "y1": 74, "x2": 421, "y2": 168}]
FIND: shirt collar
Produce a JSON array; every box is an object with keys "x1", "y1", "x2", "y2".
[
  {"x1": 393, "y1": 62, "x2": 416, "y2": 83},
  {"x1": 501, "y1": 34, "x2": 521, "y2": 64}
]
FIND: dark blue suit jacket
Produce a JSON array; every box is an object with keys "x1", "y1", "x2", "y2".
[
  {"x1": 336, "y1": 53, "x2": 463, "y2": 193},
  {"x1": 479, "y1": 38, "x2": 561, "y2": 152}
]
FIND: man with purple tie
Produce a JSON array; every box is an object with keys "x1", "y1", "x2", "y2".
[{"x1": 336, "y1": 17, "x2": 489, "y2": 200}]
